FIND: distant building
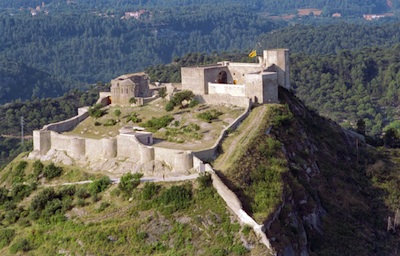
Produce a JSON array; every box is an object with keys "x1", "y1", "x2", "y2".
[
  {"x1": 124, "y1": 10, "x2": 146, "y2": 20},
  {"x1": 332, "y1": 13, "x2": 341, "y2": 18}
]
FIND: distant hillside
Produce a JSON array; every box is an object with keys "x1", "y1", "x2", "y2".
[
  {"x1": 0, "y1": 57, "x2": 81, "y2": 104},
  {"x1": 260, "y1": 22, "x2": 400, "y2": 55},
  {"x1": 0, "y1": 0, "x2": 392, "y2": 15}
]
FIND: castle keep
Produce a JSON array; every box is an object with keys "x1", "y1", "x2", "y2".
[{"x1": 181, "y1": 49, "x2": 290, "y2": 104}]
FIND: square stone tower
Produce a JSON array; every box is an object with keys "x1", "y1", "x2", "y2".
[{"x1": 263, "y1": 49, "x2": 290, "y2": 90}]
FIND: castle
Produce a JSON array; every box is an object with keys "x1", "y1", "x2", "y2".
[
  {"x1": 182, "y1": 48, "x2": 290, "y2": 104},
  {"x1": 30, "y1": 49, "x2": 290, "y2": 173}
]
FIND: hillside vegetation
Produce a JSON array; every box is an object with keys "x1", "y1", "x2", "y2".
[
  {"x1": 0, "y1": 156, "x2": 260, "y2": 255},
  {"x1": 214, "y1": 88, "x2": 400, "y2": 255}
]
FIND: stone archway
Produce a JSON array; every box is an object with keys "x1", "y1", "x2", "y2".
[{"x1": 217, "y1": 71, "x2": 228, "y2": 84}]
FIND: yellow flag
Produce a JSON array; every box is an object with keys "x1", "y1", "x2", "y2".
[{"x1": 248, "y1": 50, "x2": 257, "y2": 58}]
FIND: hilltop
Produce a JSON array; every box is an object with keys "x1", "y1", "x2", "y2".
[{"x1": 1, "y1": 86, "x2": 400, "y2": 254}]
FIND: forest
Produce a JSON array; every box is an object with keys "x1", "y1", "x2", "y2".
[
  {"x1": 0, "y1": 0, "x2": 393, "y2": 15},
  {"x1": 0, "y1": 7, "x2": 281, "y2": 87}
]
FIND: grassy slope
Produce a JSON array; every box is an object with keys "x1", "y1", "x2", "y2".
[
  {"x1": 0, "y1": 155, "x2": 265, "y2": 255},
  {"x1": 214, "y1": 87, "x2": 400, "y2": 255}
]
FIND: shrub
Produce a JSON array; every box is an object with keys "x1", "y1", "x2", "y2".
[
  {"x1": 88, "y1": 176, "x2": 111, "y2": 195},
  {"x1": 126, "y1": 112, "x2": 142, "y2": 123},
  {"x1": 142, "y1": 115, "x2": 174, "y2": 131},
  {"x1": 129, "y1": 97, "x2": 137, "y2": 104},
  {"x1": 43, "y1": 163, "x2": 63, "y2": 180},
  {"x1": 114, "y1": 109, "x2": 121, "y2": 117},
  {"x1": 197, "y1": 173, "x2": 212, "y2": 189},
  {"x1": 88, "y1": 104, "x2": 106, "y2": 118},
  {"x1": 97, "y1": 202, "x2": 110, "y2": 212},
  {"x1": 171, "y1": 90, "x2": 195, "y2": 106},
  {"x1": 0, "y1": 188, "x2": 8, "y2": 204},
  {"x1": 119, "y1": 173, "x2": 143, "y2": 194},
  {"x1": 142, "y1": 182, "x2": 159, "y2": 200},
  {"x1": 165, "y1": 101, "x2": 175, "y2": 112},
  {"x1": 159, "y1": 87, "x2": 167, "y2": 98},
  {"x1": 59, "y1": 186, "x2": 76, "y2": 197},
  {"x1": 197, "y1": 109, "x2": 222, "y2": 123},
  {"x1": 11, "y1": 183, "x2": 33, "y2": 202},
  {"x1": 188, "y1": 99, "x2": 199, "y2": 108},
  {"x1": 103, "y1": 119, "x2": 117, "y2": 126},
  {"x1": 12, "y1": 161, "x2": 27, "y2": 183},
  {"x1": 158, "y1": 185, "x2": 192, "y2": 212},
  {"x1": 30, "y1": 188, "x2": 57, "y2": 212},
  {"x1": 9, "y1": 238, "x2": 31, "y2": 253},
  {"x1": 76, "y1": 187, "x2": 90, "y2": 199},
  {"x1": 94, "y1": 121, "x2": 102, "y2": 126},
  {"x1": 33, "y1": 160, "x2": 44, "y2": 178},
  {"x1": 0, "y1": 229, "x2": 15, "y2": 248}
]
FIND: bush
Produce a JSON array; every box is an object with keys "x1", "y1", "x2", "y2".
[
  {"x1": 118, "y1": 173, "x2": 143, "y2": 194},
  {"x1": 43, "y1": 163, "x2": 63, "y2": 180},
  {"x1": 142, "y1": 182, "x2": 159, "y2": 200},
  {"x1": 126, "y1": 112, "x2": 142, "y2": 123},
  {"x1": 0, "y1": 229, "x2": 15, "y2": 248},
  {"x1": 103, "y1": 119, "x2": 117, "y2": 126},
  {"x1": 33, "y1": 160, "x2": 44, "y2": 178},
  {"x1": 88, "y1": 176, "x2": 111, "y2": 195},
  {"x1": 142, "y1": 115, "x2": 174, "y2": 131},
  {"x1": 88, "y1": 104, "x2": 106, "y2": 118},
  {"x1": 12, "y1": 161, "x2": 27, "y2": 183},
  {"x1": 129, "y1": 97, "x2": 137, "y2": 104},
  {"x1": 76, "y1": 187, "x2": 90, "y2": 199},
  {"x1": 0, "y1": 188, "x2": 8, "y2": 204},
  {"x1": 197, "y1": 109, "x2": 222, "y2": 123},
  {"x1": 188, "y1": 99, "x2": 199, "y2": 108},
  {"x1": 9, "y1": 238, "x2": 31, "y2": 253},
  {"x1": 159, "y1": 87, "x2": 167, "y2": 98},
  {"x1": 11, "y1": 183, "x2": 33, "y2": 202},
  {"x1": 165, "y1": 101, "x2": 175, "y2": 112},
  {"x1": 58, "y1": 186, "x2": 76, "y2": 197},
  {"x1": 158, "y1": 185, "x2": 192, "y2": 212},
  {"x1": 114, "y1": 109, "x2": 121, "y2": 117},
  {"x1": 197, "y1": 173, "x2": 212, "y2": 189},
  {"x1": 30, "y1": 188, "x2": 57, "y2": 212}
]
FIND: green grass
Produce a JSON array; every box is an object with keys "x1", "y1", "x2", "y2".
[{"x1": 0, "y1": 171, "x2": 261, "y2": 255}]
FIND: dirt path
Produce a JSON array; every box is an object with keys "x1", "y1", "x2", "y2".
[
  {"x1": 43, "y1": 173, "x2": 200, "y2": 187},
  {"x1": 213, "y1": 105, "x2": 267, "y2": 171}
]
